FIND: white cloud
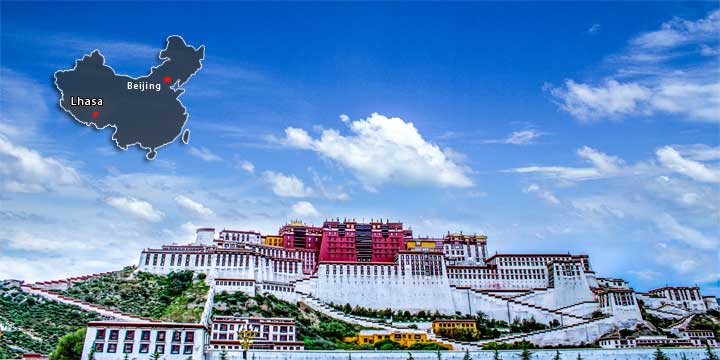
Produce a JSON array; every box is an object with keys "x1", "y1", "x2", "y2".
[
  {"x1": 654, "y1": 213, "x2": 717, "y2": 249},
  {"x1": 646, "y1": 176, "x2": 720, "y2": 217},
  {"x1": 309, "y1": 170, "x2": 350, "y2": 201},
  {"x1": 547, "y1": 80, "x2": 652, "y2": 120},
  {"x1": 105, "y1": 196, "x2": 164, "y2": 222},
  {"x1": 189, "y1": 146, "x2": 222, "y2": 162},
  {"x1": 523, "y1": 184, "x2": 560, "y2": 205},
  {"x1": 0, "y1": 134, "x2": 81, "y2": 193},
  {"x1": 548, "y1": 10, "x2": 720, "y2": 123},
  {"x1": 629, "y1": 269, "x2": 661, "y2": 281},
  {"x1": 262, "y1": 171, "x2": 314, "y2": 197},
  {"x1": 282, "y1": 113, "x2": 473, "y2": 189},
  {"x1": 504, "y1": 130, "x2": 545, "y2": 145},
  {"x1": 508, "y1": 146, "x2": 629, "y2": 181},
  {"x1": 483, "y1": 129, "x2": 546, "y2": 145},
  {"x1": 655, "y1": 243, "x2": 713, "y2": 275},
  {"x1": 290, "y1": 201, "x2": 320, "y2": 218},
  {"x1": 656, "y1": 146, "x2": 720, "y2": 184},
  {"x1": 629, "y1": 10, "x2": 719, "y2": 49},
  {"x1": 174, "y1": 195, "x2": 214, "y2": 217},
  {"x1": 670, "y1": 144, "x2": 720, "y2": 162},
  {"x1": 0, "y1": 68, "x2": 50, "y2": 138},
  {"x1": 238, "y1": 160, "x2": 255, "y2": 173},
  {"x1": 1, "y1": 230, "x2": 95, "y2": 252},
  {"x1": 588, "y1": 24, "x2": 601, "y2": 34}
]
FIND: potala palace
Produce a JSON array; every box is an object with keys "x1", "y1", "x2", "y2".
[{"x1": 19, "y1": 219, "x2": 719, "y2": 359}]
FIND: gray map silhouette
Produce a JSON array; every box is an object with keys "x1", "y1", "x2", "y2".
[{"x1": 54, "y1": 35, "x2": 204, "y2": 160}]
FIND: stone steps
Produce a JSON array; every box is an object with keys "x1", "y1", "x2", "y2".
[
  {"x1": 474, "y1": 314, "x2": 611, "y2": 345},
  {"x1": 471, "y1": 289, "x2": 584, "y2": 324},
  {"x1": 20, "y1": 285, "x2": 149, "y2": 322}
]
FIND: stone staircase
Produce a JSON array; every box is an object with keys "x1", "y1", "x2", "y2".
[
  {"x1": 474, "y1": 314, "x2": 612, "y2": 346},
  {"x1": 472, "y1": 289, "x2": 586, "y2": 324},
  {"x1": 30, "y1": 271, "x2": 118, "y2": 290},
  {"x1": 667, "y1": 314, "x2": 695, "y2": 330},
  {"x1": 554, "y1": 300, "x2": 599, "y2": 313},
  {"x1": 20, "y1": 284, "x2": 155, "y2": 322}
]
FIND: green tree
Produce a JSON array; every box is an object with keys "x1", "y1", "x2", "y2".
[
  {"x1": 220, "y1": 349, "x2": 228, "y2": 360},
  {"x1": 436, "y1": 349, "x2": 442, "y2": 360},
  {"x1": 519, "y1": 348, "x2": 532, "y2": 360},
  {"x1": 706, "y1": 343, "x2": 719, "y2": 360},
  {"x1": 463, "y1": 350, "x2": 471, "y2": 360},
  {"x1": 680, "y1": 353, "x2": 688, "y2": 360},
  {"x1": 552, "y1": 350, "x2": 561, "y2": 360},
  {"x1": 493, "y1": 349, "x2": 501, "y2": 360},
  {"x1": 150, "y1": 353, "x2": 161, "y2": 360},
  {"x1": 123, "y1": 353, "x2": 128, "y2": 360},
  {"x1": 653, "y1": 347, "x2": 669, "y2": 360},
  {"x1": 407, "y1": 352, "x2": 415, "y2": 360},
  {"x1": 576, "y1": 354, "x2": 582, "y2": 360},
  {"x1": 49, "y1": 328, "x2": 86, "y2": 360}
]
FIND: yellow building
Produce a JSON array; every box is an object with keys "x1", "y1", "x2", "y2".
[
  {"x1": 344, "y1": 330, "x2": 440, "y2": 347},
  {"x1": 263, "y1": 235, "x2": 283, "y2": 247},
  {"x1": 405, "y1": 237, "x2": 442, "y2": 250},
  {"x1": 431, "y1": 319, "x2": 478, "y2": 334}
]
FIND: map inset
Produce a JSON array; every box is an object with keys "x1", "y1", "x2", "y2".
[{"x1": 54, "y1": 35, "x2": 205, "y2": 160}]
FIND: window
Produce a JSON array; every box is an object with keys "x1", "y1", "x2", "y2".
[
  {"x1": 109, "y1": 330, "x2": 119, "y2": 341},
  {"x1": 123, "y1": 344, "x2": 133, "y2": 353},
  {"x1": 139, "y1": 343, "x2": 149, "y2": 353},
  {"x1": 185, "y1": 332, "x2": 194, "y2": 343},
  {"x1": 154, "y1": 344, "x2": 165, "y2": 354},
  {"x1": 156, "y1": 331, "x2": 166, "y2": 341},
  {"x1": 94, "y1": 343, "x2": 104, "y2": 352},
  {"x1": 141, "y1": 330, "x2": 150, "y2": 341},
  {"x1": 107, "y1": 344, "x2": 117, "y2": 353},
  {"x1": 95, "y1": 329, "x2": 106, "y2": 340},
  {"x1": 125, "y1": 330, "x2": 135, "y2": 341},
  {"x1": 172, "y1": 331, "x2": 181, "y2": 342},
  {"x1": 183, "y1": 345, "x2": 193, "y2": 354},
  {"x1": 171, "y1": 345, "x2": 180, "y2": 354}
]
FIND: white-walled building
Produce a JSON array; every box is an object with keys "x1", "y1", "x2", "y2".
[
  {"x1": 81, "y1": 322, "x2": 206, "y2": 360},
  {"x1": 132, "y1": 223, "x2": 716, "y2": 349}
]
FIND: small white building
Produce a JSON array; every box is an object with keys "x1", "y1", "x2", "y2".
[{"x1": 81, "y1": 321, "x2": 206, "y2": 360}]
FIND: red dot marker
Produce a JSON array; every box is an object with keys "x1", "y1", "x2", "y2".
[
  {"x1": 163, "y1": 76, "x2": 172, "y2": 84},
  {"x1": 92, "y1": 111, "x2": 99, "y2": 119}
]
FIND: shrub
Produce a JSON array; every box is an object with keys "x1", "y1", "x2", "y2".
[{"x1": 49, "y1": 328, "x2": 86, "y2": 360}]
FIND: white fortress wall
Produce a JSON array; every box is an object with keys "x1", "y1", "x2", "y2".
[{"x1": 309, "y1": 263, "x2": 457, "y2": 314}]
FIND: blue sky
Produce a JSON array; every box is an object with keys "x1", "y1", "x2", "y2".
[{"x1": 1, "y1": 2, "x2": 718, "y2": 296}]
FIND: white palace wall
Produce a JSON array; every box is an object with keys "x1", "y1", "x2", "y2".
[{"x1": 306, "y1": 263, "x2": 457, "y2": 314}]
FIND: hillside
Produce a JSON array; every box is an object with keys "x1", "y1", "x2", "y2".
[
  {"x1": 0, "y1": 280, "x2": 104, "y2": 359},
  {"x1": 60, "y1": 267, "x2": 208, "y2": 322}
]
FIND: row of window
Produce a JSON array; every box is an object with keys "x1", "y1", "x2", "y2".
[
  {"x1": 96, "y1": 329, "x2": 194, "y2": 343},
  {"x1": 94, "y1": 342, "x2": 193, "y2": 355},
  {"x1": 216, "y1": 280, "x2": 254, "y2": 287},
  {"x1": 496, "y1": 257, "x2": 567, "y2": 267}
]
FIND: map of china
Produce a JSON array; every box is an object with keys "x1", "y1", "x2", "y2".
[{"x1": 54, "y1": 35, "x2": 205, "y2": 160}]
